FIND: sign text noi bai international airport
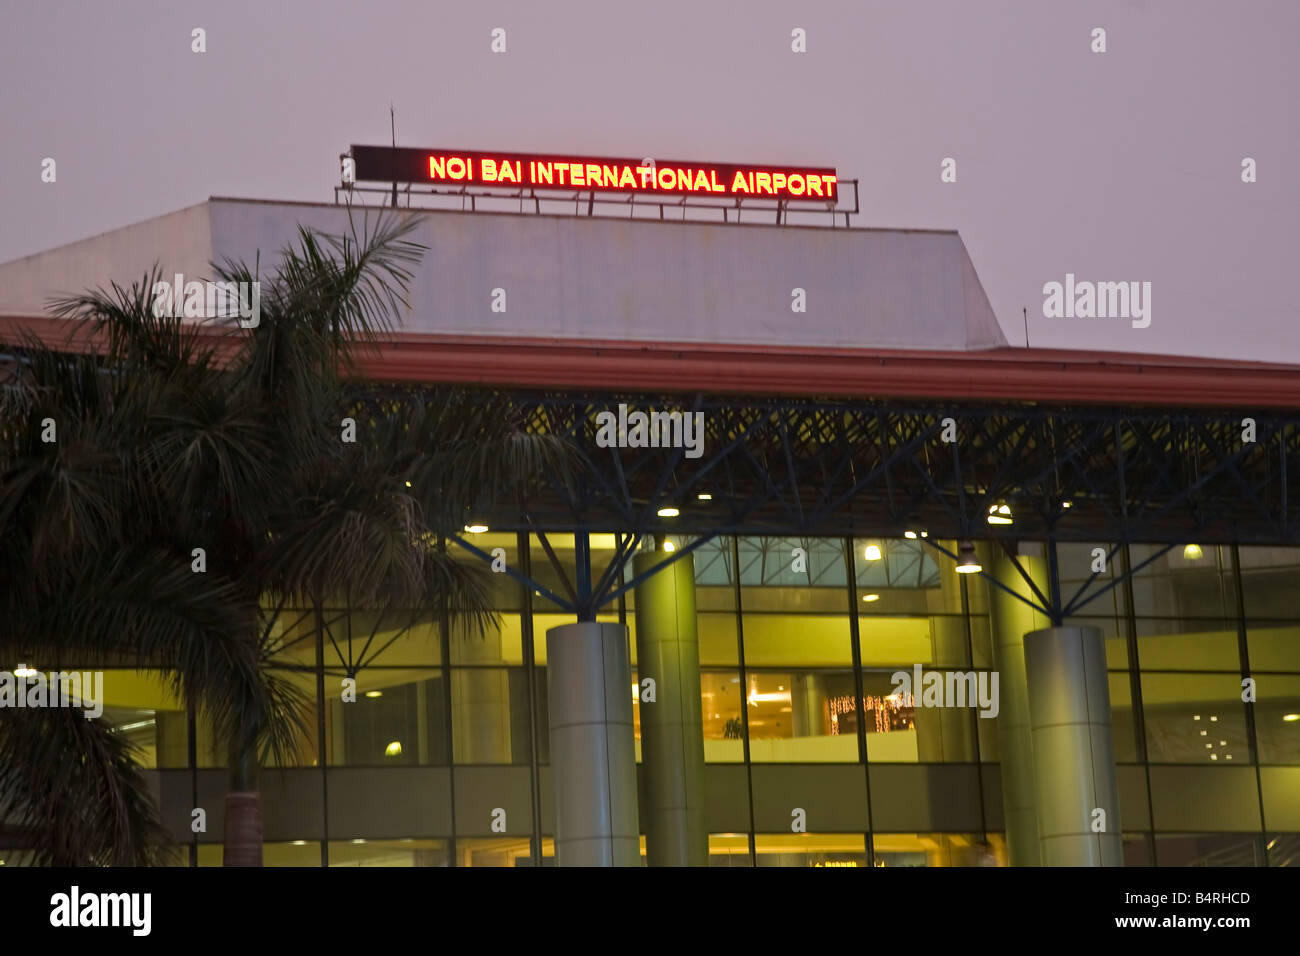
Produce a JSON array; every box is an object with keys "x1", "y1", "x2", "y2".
[{"x1": 350, "y1": 145, "x2": 839, "y2": 202}]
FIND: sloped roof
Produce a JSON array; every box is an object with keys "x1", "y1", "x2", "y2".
[
  {"x1": 0, "y1": 197, "x2": 1006, "y2": 352},
  {"x1": 6, "y1": 199, "x2": 1300, "y2": 408}
]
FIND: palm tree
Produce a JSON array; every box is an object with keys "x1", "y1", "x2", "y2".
[{"x1": 1, "y1": 211, "x2": 571, "y2": 865}]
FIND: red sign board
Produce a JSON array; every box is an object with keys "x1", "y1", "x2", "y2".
[{"x1": 351, "y1": 146, "x2": 838, "y2": 202}]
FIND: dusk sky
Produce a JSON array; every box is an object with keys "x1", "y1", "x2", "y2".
[{"x1": 2, "y1": 0, "x2": 1296, "y2": 362}]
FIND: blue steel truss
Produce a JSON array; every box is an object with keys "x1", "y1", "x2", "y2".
[{"x1": 362, "y1": 386, "x2": 1300, "y2": 622}]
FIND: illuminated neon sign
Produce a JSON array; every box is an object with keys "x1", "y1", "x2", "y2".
[{"x1": 350, "y1": 145, "x2": 838, "y2": 201}]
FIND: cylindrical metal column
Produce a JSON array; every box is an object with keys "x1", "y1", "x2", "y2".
[
  {"x1": 1024, "y1": 625, "x2": 1123, "y2": 866},
  {"x1": 545, "y1": 621, "x2": 640, "y2": 866},
  {"x1": 989, "y1": 555, "x2": 1049, "y2": 866},
  {"x1": 632, "y1": 551, "x2": 708, "y2": 866}
]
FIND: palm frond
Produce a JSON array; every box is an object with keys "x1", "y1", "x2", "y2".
[{"x1": 0, "y1": 708, "x2": 170, "y2": 866}]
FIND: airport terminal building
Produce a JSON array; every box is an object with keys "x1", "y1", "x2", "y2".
[{"x1": 3, "y1": 183, "x2": 1300, "y2": 867}]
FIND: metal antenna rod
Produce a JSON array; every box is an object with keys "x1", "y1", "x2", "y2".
[{"x1": 390, "y1": 104, "x2": 398, "y2": 207}]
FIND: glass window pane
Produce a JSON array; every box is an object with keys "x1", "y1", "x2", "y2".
[
  {"x1": 861, "y1": 668, "x2": 981, "y2": 762},
  {"x1": 531, "y1": 533, "x2": 620, "y2": 614},
  {"x1": 1110, "y1": 671, "x2": 1138, "y2": 762},
  {"x1": 698, "y1": 613, "x2": 739, "y2": 666},
  {"x1": 743, "y1": 614, "x2": 852, "y2": 667},
  {"x1": 873, "y1": 833, "x2": 999, "y2": 867},
  {"x1": 1123, "y1": 834, "x2": 1153, "y2": 866},
  {"x1": 701, "y1": 670, "x2": 745, "y2": 763},
  {"x1": 854, "y1": 537, "x2": 947, "y2": 619},
  {"x1": 858, "y1": 616, "x2": 945, "y2": 669},
  {"x1": 97, "y1": 669, "x2": 188, "y2": 770},
  {"x1": 1135, "y1": 618, "x2": 1240, "y2": 671},
  {"x1": 1154, "y1": 834, "x2": 1264, "y2": 867},
  {"x1": 1246, "y1": 622, "x2": 1300, "y2": 672},
  {"x1": 325, "y1": 669, "x2": 446, "y2": 766},
  {"x1": 631, "y1": 667, "x2": 744, "y2": 763},
  {"x1": 1056, "y1": 542, "x2": 1124, "y2": 620},
  {"x1": 1238, "y1": 546, "x2": 1300, "y2": 619},
  {"x1": 328, "y1": 839, "x2": 448, "y2": 866},
  {"x1": 969, "y1": 616, "x2": 993, "y2": 669},
  {"x1": 198, "y1": 842, "x2": 321, "y2": 867},
  {"x1": 454, "y1": 532, "x2": 522, "y2": 612},
  {"x1": 1130, "y1": 543, "x2": 1236, "y2": 621},
  {"x1": 449, "y1": 614, "x2": 521, "y2": 666},
  {"x1": 454, "y1": 836, "x2": 535, "y2": 867},
  {"x1": 1267, "y1": 834, "x2": 1300, "y2": 866},
  {"x1": 755, "y1": 833, "x2": 866, "y2": 867},
  {"x1": 1256, "y1": 676, "x2": 1300, "y2": 764},
  {"x1": 691, "y1": 538, "x2": 736, "y2": 590},
  {"x1": 745, "y1": 669, "x2": 859, "y2": 762},
  {"x1": 626, "y1": 611, "x2": 736, "y2": 667},
  {"x1": 739, "y1": 536, "x2": 847, "y2": 597},
  {"x1": 708, "y1": 833, "x2": 752, "y2": 866},
  {"x1": 1141, "y1": 673, "x2": 1249, "y2": 764},
  {"x1": 320, "y1": 608, "x2": 442, "y2": 666},
  {"x1": 451, "y1": 667, "x2": 533, "y2": 765}
]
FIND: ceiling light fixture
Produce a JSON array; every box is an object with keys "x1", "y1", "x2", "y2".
[
  {"x1": 987, "y1": 503, "x2": 1013, "y2": 525},
  {"x1": 955, "y1": 541, "x2": 982, "y2": 574}
]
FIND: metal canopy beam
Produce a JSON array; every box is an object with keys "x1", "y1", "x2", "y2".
[{"x1": 363, "y1": 387, "x2": 1298, "y2": 547}]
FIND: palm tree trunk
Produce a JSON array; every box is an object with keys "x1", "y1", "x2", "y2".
[{"x1": 223, "y1": 744, "x2": 263, "y2": 866}]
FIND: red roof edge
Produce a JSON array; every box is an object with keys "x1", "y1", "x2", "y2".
[{"x1": 3, "y1": 315, "x2": 1299, "y2": 409}]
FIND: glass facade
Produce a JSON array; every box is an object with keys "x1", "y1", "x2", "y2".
[{"x1": 98, "y1": 535, "x2": 1300, "y2": 866}]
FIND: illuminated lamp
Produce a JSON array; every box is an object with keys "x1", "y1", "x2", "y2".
[
  {"x1": 955, "y1": 541, "x2": 982, "y2": 574},
  {"x1": 987, "y1": 503, "x2": 1013, "y2": 525}
]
